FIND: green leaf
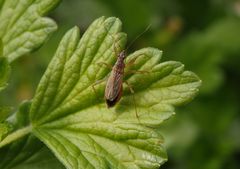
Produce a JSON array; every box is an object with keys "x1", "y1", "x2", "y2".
[
  {"x1": 29, "y1": 17, "x2": 201, "y2": 169},
  {"x1": 0, "y1": 134, "x2": 65, "y2": 169},
  {"x1": 0, "y1": 122, "x2": 12, "y2": 141},
  {"x1": 9, "y1": 146, "x2": 65, "y2": 169},
  {"x1": 0, "y1": 38, "x2": 10, "y2": 91},
  {"x1": 0, "y1": 102, "x2": 31, "y2": 147},
  {"x1": 0, "y1": 100, "x2": 32, "y2": 150},
  {"x1": 0, "y1": 57, "x2": 10, "y2": 91},
  {"x1": 0, "y1": 37, "x2": 10, "y2": 92},
  {"x1": 0, "y1": 106, "x2": 12, "y2": 141},
  {"x1": 0, "y1": 100, "x2": 64, "y2": 169},
  {"x1": 0, "y1": 106, "x2": 12, "y2": 122},
  {"x1": 15, "y1": 100, "x2": 31, "y2": 128},
  {"x1": 0, "y1": 0, "x2": 61, "y2": 62}
]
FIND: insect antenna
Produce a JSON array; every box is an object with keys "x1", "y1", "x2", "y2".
[{"x1": 125, "y1": 24, "x2": 152, "y2": 52}]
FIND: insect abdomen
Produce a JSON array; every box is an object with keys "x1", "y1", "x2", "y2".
[{"x1": 105, "y1": 69, "x2": 123, "y2": 107}]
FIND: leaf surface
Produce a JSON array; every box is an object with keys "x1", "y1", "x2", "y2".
[
  {"x1": 0, "y1": 57, "x2": 10, "y2": 91},
  {"x1": 0, "y1": 0, "x2": 60, "y2": 62},
  {"x1": 30, "y1": 17, "x2": 201, "y2": 169},
  {"x1": 0, "y1": 100, "x2": 64, "y2": 169},
  {"x1": 0, "y1": 134, "x2": 65, "y2": 169}
]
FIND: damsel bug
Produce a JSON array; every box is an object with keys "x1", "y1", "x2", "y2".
[
  {"x1": 91, "y1": 24, "x2": 151, "y2": 116},
  {"x1": 103, "y1": 25, "x2": 151, "y2": 111},
  {"x1": 104, "y1": 50, "x2": 127, "y2": 107}
]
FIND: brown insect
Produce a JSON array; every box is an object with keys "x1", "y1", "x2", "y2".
[
  {"x1": 93, "y1": 24, "x2": 151, "y2": 113},
  {"x1": 103, "y1": 49, "x2": 141, "y2": 121},
  {"x1": 104, "y1": 50, "x2": 127, "y2": 107},
  {"x1": 92, "y1": 50, "x2": 134, "y2": 108},
  {"x1": 104, "y1": 48, "x2": 147, "y2": 119},
  {"x1": 104, "y1": 26, "x2": 151, "y2": 108}
]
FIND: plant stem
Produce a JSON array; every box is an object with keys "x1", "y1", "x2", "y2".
[{"x1": 0, "y1": 126, "x2": 32, "y2": 148}]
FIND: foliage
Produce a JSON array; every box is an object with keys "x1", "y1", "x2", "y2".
[
  {"x1": 0, "y1": 6, "x2": 201, "y2": 168},
  {"x1": 2, "y1": 0, "x2": 238, "y2": 169},
  {"x1": 0, "y1": 0, "x2": 60, "y2": 92},
  {"x1": 0, "y1": 0, "x2": 60, "y2": 62}
]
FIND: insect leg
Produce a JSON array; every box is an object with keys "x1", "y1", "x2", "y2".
[
  {"x1": 125, "y1": 56, "x2": 138, "y2": 67},
  {"x1": 97, "y1": 62, "x2": 113, "y2": 69},
  {"x1": 124, "y1": 81, "x2": 140, "y2": 121},
  {"x1": 91, "y1": 76, "x2": 108, "y2": 96},
  {"x1": 125, "y1": 69, "x2": 151, "y2": 75},
  {"x1": 103, "y1": 24, "x2": 122, "y2": 58},
  {"x1": 109, "y1": 33, "x2": 121, "y2": 59}
]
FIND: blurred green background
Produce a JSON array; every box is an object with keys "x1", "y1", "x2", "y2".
[{"x1": 1, "y1": 0, "x2": 240, "y2": 168}]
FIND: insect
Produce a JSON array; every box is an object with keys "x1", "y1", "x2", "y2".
[
  {"x1": 92, "y1": 24, "x2": 151, "y2": 115},
  {"x1": 104, "y1": 47, "x2": 150, "y2": 119},
  {"x1": 104, "y1": 50, "x2": 127, "y2": 107}
]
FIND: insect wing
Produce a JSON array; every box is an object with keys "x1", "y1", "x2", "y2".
[{"x1": 105, "y1": 70, "x2": 123, "y2": 101}]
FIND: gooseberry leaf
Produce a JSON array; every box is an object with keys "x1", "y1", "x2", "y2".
[
  {"x1": 0, "y1": 106, "x2": 12, "y2": 141},
  {"x1": 0, "y1": 38, "x2": 10, "y2": 91},
  {"x1": 0, "y1": 134, "x2": 65, "y2": 169},
  {"x1": 0, "y1": 57, "x2": 10, "y2": 91},
  {"x1": 0, "y1": 0, "x2": 60, "y2": 62},
  {"x1": 0, "y1": 106, "x2": 12, "y2": 122},
  {"x1": 0, "y1": 122, "x2": 11, "y2": 141},
  {"x1": 30, "y1": 17, "x2": 201, "y2": 169},
  {"x1": 0, "y1": 100, "x2": 64, "y2": 169}
]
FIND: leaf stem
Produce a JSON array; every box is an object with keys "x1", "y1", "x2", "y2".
[{"x1": 0, "y1": 126, "x2": 32, "y2": 148}]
